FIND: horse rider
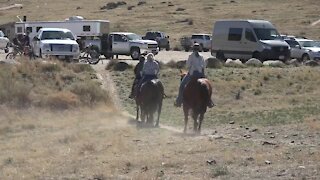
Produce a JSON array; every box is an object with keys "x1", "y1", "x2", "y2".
[
  {"x1": 136, "y1": 53, "x2": 160, "y2": 97},
  {"x1": 174, "y1": 43, "x2": 214, "y2": 108},
  {"x1": 129, "y1": 55, "x2": 146, "y2": 99}
]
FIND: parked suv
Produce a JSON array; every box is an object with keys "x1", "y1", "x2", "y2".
[
  {"x1": 32, "y1": 28, "x2": 80, "y2": 60},
  {"x1": 142, "y1": 31, "x2": 170, "y2": 51},
  {"x1": 295, "y1": 39, "x2": 320, "y2": 61},
  {"x1": 0, "y1": 30, "x2": 10, "y2": 53},
  {"x1": 284, "y1": 38, "x2": 309, "y2": 61},
  {"x1": 110, "y1": 32, "x2": 158, "y2": 60}
]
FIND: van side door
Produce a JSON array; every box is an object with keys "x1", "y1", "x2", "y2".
[
  {"x1": 226, "y1": 28, "x2": 244, "y2": 58},
  {"x1": 243, "y1": 28, "x2": 258, "y2": 57}
]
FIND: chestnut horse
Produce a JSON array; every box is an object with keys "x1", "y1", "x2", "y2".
[
  {"x1": 180, "y1": 71, "x2": 212, "y2": 134},
  {"x1": 136, "y1": 79, "x2": 164, "y2": 127}
]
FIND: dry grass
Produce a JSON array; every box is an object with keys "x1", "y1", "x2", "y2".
[
  {"x1": 1, "y1": 0, "x2": 319, "y2": 47},
  {"x1": 0, "y1": 58, "x2": 112, "y2": 109}
]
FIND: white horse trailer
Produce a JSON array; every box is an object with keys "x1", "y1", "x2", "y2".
[{"x1": 15, "y1": 18, "x2": 110, "y2": 40}]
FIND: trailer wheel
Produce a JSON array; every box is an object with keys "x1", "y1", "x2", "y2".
[{"x1": 131, "y1": 47, "x2": 140, "y2": 60}]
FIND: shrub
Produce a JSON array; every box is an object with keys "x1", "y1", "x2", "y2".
[
  {"x1": 206, "y1": 57, "x2": 223, "y2": 69},
  {"x1": 69, "y1": 63, "x2": 94, "y2": 73},
  {"x1": 0, "y1": 77, "x2": 32, "y2": 107},
  {"x1": 210, "y1": 166, "x2": 229, "y2": 178},
  {"x1": 42, "y1": 91, "x2": 80, "y2": 110},
  {"x1": 70, "y1": 81, "x2": 110, "y2": 106},
  {"x1": 106, "y1": 61, "x2": 131, "y2": 71},
  {"x1": 39, "y1": 62, "x2": 61, "y2": 73}
]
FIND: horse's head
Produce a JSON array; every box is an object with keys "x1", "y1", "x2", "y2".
[{"x1": 179, "y1": 69, "x2": 187, "y2": 82}]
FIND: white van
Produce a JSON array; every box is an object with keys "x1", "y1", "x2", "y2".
[{"x1": 211, "y1": 20, "x2": 290, "y2": 61}]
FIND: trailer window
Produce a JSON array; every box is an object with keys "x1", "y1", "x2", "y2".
[
  {"x1": 36, "y1": 27, "x2": 42, "y2": 32},
  {"x1": 228, "y1": 28, "x2": 242, "y2": 41},
  {"x1": 17, "y1": 27, "x2": 23, "y2": 33},
  {"x1": 83, "y1": 25, "x2": 91, "y2": 32},
  {"x1": 26, "y1": 27, "x2": 33, "y2": 33}
]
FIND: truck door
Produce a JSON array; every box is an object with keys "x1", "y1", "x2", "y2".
[{"x1": 112, "y1": 34, "x2": 129, "y2": 54}]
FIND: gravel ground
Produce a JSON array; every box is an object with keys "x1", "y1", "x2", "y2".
[{"x1": 0, "y1": 50, "x2": 213, "y2": 65}]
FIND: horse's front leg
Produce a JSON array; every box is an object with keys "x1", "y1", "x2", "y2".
[
  {"x1": 183, "y1": 105, "x2": 189, "y2": 133},
  {"x1": 198, "y1": 113, "x2": 204, "y2": 134}
]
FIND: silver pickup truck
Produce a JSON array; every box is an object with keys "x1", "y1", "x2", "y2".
[
  {"x1": 83, "y1": 32, "x2": 159, "y2": 60},
  {"x1": 110, "y1": 32, "x2": 159, "y2": 60},
  {"x1": 180, "y1": 34, "x2": 212, "y2": 52}
]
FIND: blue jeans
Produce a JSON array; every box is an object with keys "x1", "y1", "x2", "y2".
[{"x1": 176, "y1": 71, "x2": 204, "y2": 105}]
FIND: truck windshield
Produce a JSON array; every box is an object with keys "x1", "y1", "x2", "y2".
[
  {"x1": 254, "y1": 28, "x2": 281, "y2": 40},
  {"x1": 41, "y1": 31, "x2": 75, "y2": 40},
  {"x1": 0, "y1": 31, "x2": 4, "y2": 37},
  {"x1": 127, "y1": 33, "x2": 142, "y2": 40}
]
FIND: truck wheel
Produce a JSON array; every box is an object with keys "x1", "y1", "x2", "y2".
[
  {"x1": 301, "y1": 54, "x2": 310, "y2": 62},
  {"x1": 103, "y1": 53, "x2": 112, "y2": 59},
  {"x1": 252, "y1": 52, "x2": 261, "y2": 60},
  {"x1": 131, "y1": 47, "x2": 140, "y2": 60},
  {"x1": 185, "y1": 47, "x2": 189, "y2": 52}
]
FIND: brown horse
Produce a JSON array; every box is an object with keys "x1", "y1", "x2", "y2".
[
  {"x1": 180, "y1": 71, "x2": 213, "y2": 134},
  {"x1": 136, "y1": 79, "x2": 164, "y2": 127}
]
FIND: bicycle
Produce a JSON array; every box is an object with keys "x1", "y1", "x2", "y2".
[
  {"x1": 5, "y1": 45, "x2": 33, "y2": 60},
  {"x1": 79, "y1": 44, "x2": 101, "y2": 65}
]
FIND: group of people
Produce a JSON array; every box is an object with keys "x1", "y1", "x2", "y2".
[{"x1": 129, "y1": 43, "x2": 214, "y2": 108}]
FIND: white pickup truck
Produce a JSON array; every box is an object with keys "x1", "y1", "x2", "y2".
[
  {"x1": 31, "y1": 28, "x2": 80, "y2": 60},
  {"x1": 109, "y1": 32, "x2": 158, "y2": 60},
  {"x1": 0, "y1": 30, "x2": 10, "y2": 53}
]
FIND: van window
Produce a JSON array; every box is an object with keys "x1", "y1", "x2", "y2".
[
  {"x1": 228, "y1": 28, "x2": 242, "y2": 41},
  {"x1": 26, "y1": 27, "x2": 33, "y2": 33},
  {"x1": 83, "y1": 25, "x2": 91, "y2": 32},
  {"x1": 36, "y1": 27, "x2": 42, "y2": 32},
  {"x1": 245, "y1": 29, "x2": 256, "y2": 42},
  {"x1": 205, "y1": 35, "x2": 211, "y2": 40}
]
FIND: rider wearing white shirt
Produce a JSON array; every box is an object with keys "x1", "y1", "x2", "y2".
[{"x1": 175, "y1": 43, "x2": 214, "y2": 108}]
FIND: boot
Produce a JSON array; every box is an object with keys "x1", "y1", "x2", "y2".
[{"x1": 174, "y1": 98, "x2": 182, "y2": 107}]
